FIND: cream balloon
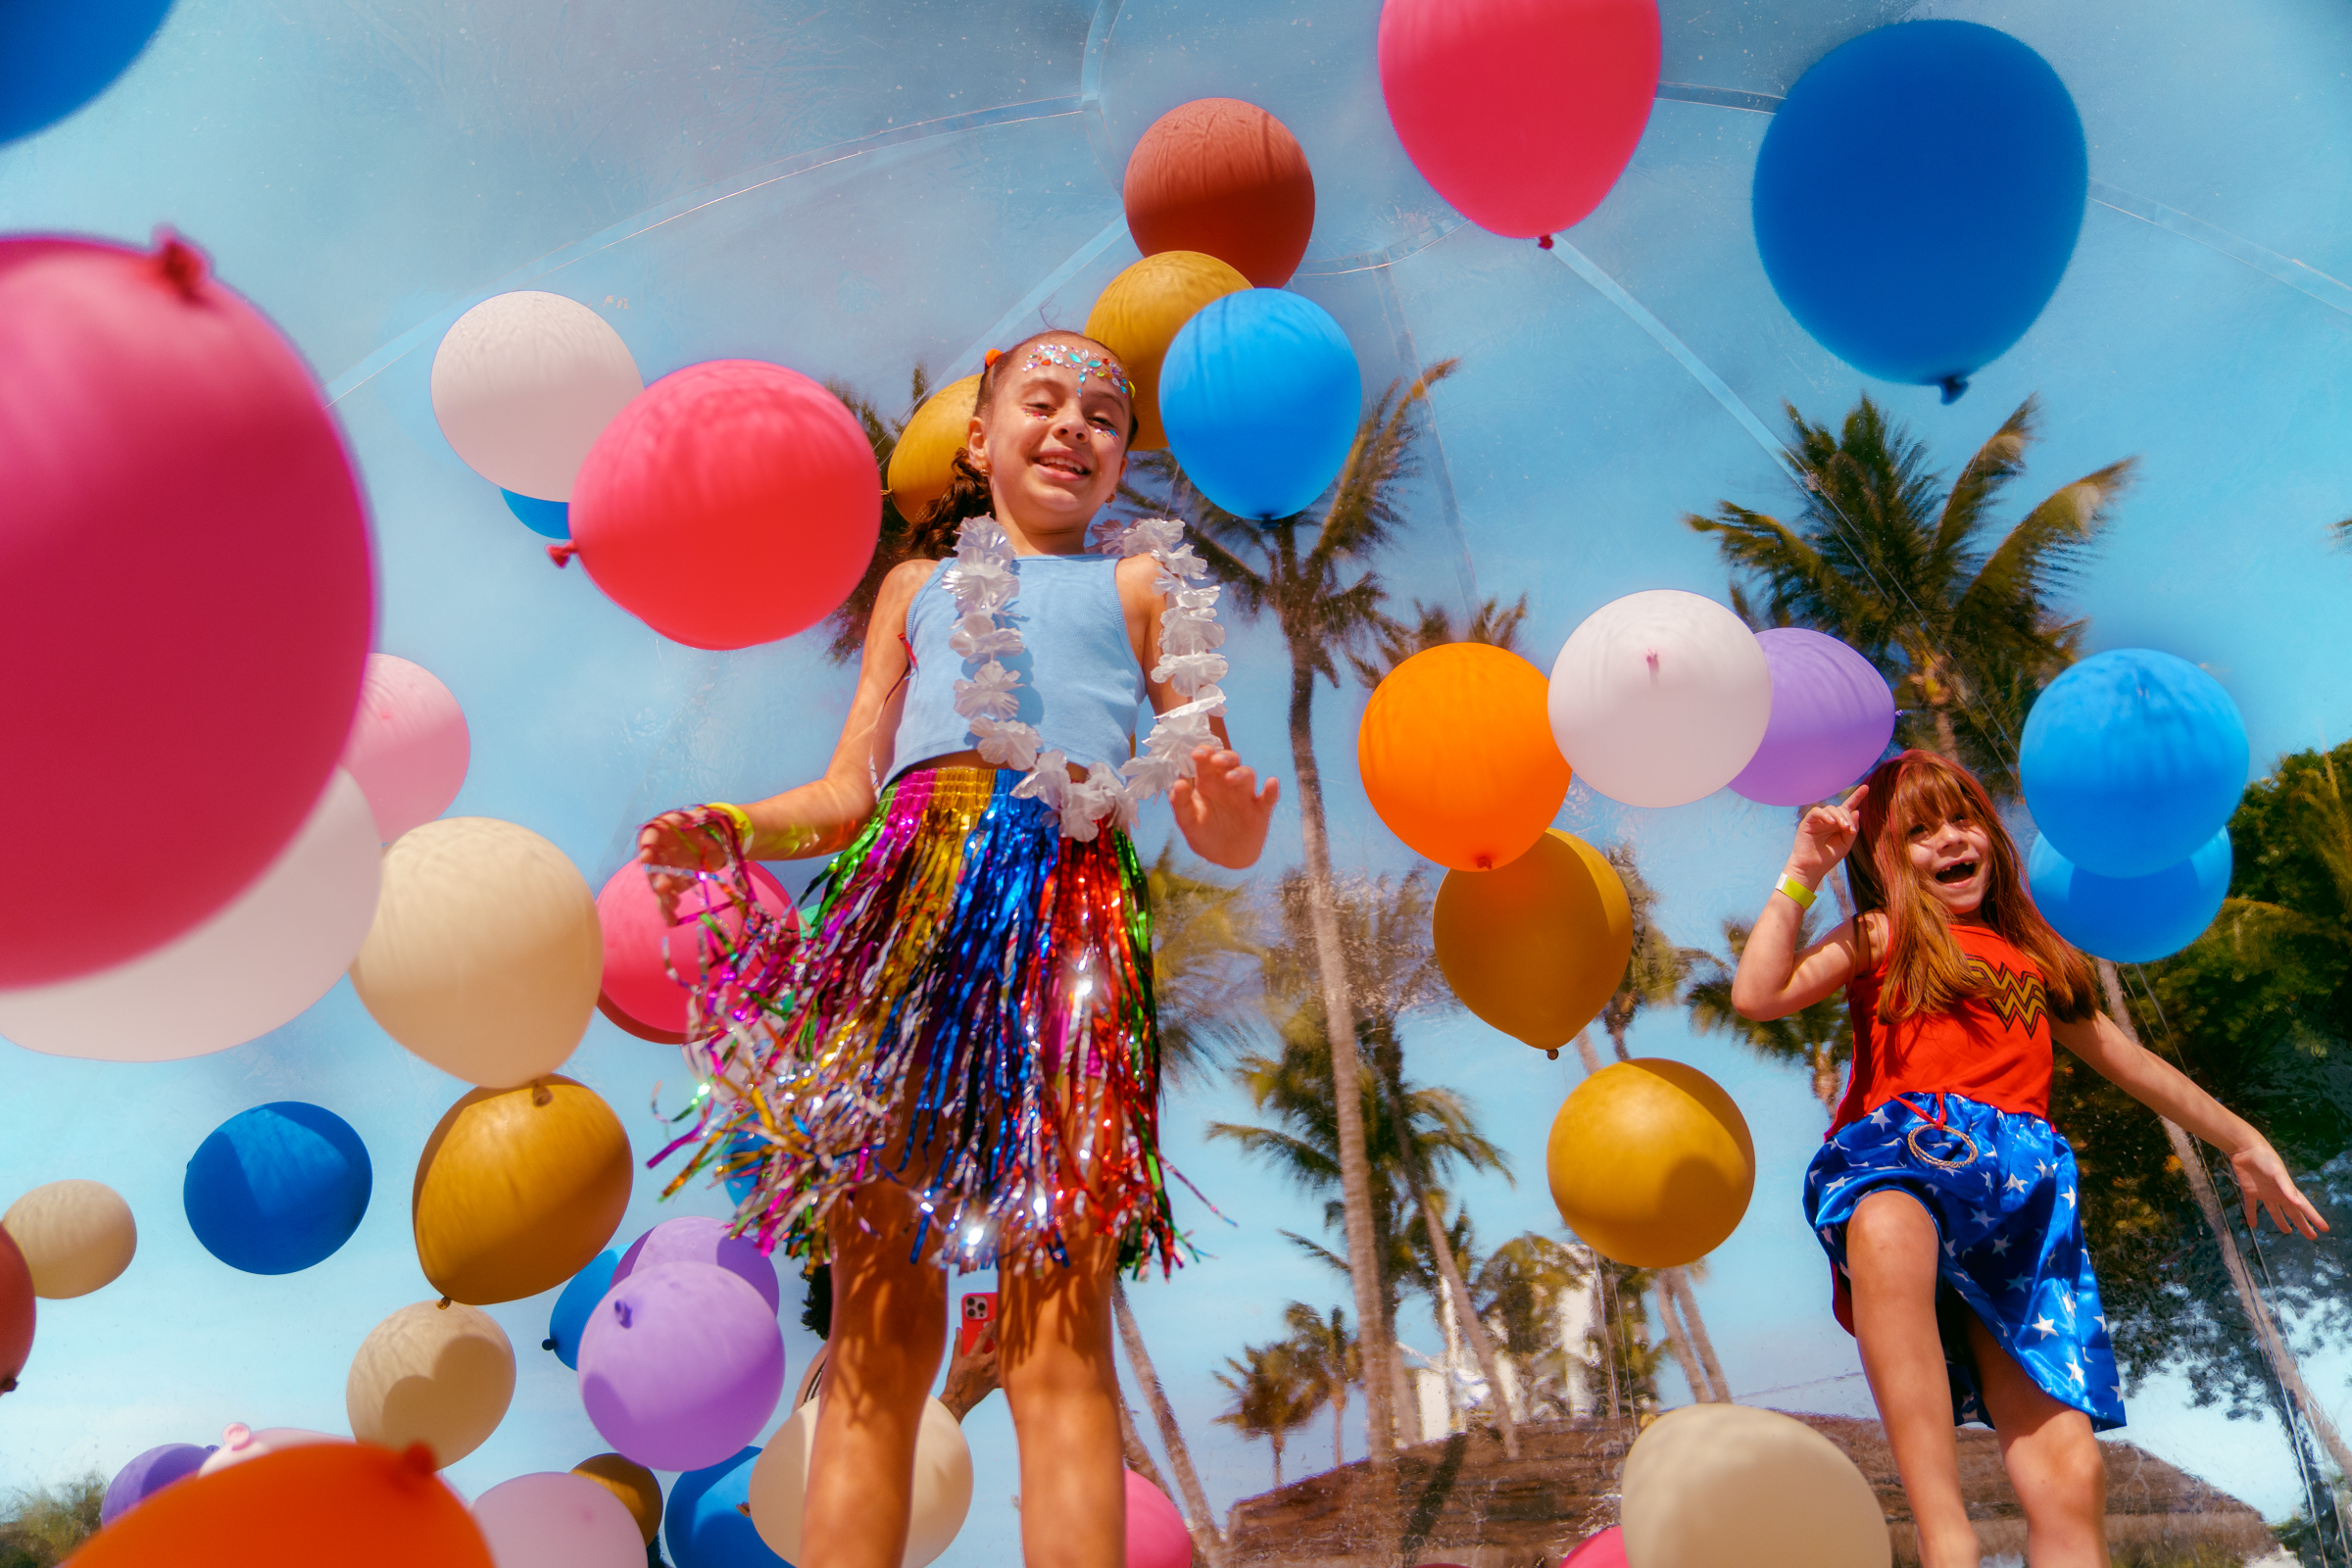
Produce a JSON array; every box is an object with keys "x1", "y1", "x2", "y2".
[
  {"x1": 197, "y1": 1426, "x2": 338, "y2": 1476},
  {"x1": 346, "y1": 1299, "x2": 516, "y2": 1469},
  {"x1": 749, "y1": 1397, "x2": 972, "y2": 1568},
  {"x1": 1546, "y1": 590, "x2": 1773, "y2": 808},
  {"x1": 471, "y1": 1472, "x2": 643, "y2": 1568},
  {"x1": 1620, "y1": 1403, "x2": 1890, "y2": 1568},
  {"x1": 351, "y1": 817, "x2": 602, "y2": 1088},
  {"x1": 431, "y1": 291, "x2": 643, "y2": 502},
  {"x1": 2, "y1": 1180, "x2": 134, "y2": 1298},
  {"x1": 0, "y1": 771, "x2": 381, "y2": 1060}
]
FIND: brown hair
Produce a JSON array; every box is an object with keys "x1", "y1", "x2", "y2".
[{"x1": 1846, "y1": 749, "x2": 2096, "y2": 1024}]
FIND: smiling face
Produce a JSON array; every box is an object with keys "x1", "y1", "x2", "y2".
[
  {"x1": 970, "y1": 333, "x2": 1133, "y2": 544},
  {"x1": 1902, "y1": 803, "x2": 1996, "y2": 918}
]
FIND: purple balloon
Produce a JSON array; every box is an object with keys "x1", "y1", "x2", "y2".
[
  {"x1": 580, "y1": 1261, "x2": 786, "y2": 1473},
  {"x1": 613, "y1": 1214, "x2": 781, "y2": 1313},
  {"x1": 1729, "y1": 628, "x2": 1895, "y2": 807},
  {"x1": 101, "y1": 1443, "x2": 215, "y2": 1525}
]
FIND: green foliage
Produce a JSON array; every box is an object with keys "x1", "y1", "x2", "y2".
[
  {"x1": 820, "y1": 366, "x2": 928, "y2": 663},
  {"x1": 1214, "y1": 1340, "x2": 1322, "y2": 1488},
  {"x1": 0, "y1": 1474, "x2": 106, "y2": 1568},
  {"x1": 1348, "y1": 593, "x2": 1532, "y2": 690},
  {"x1": 1601, "y1": 844, "x2": 1706, "y2": 1061},
  {"x1": 1685, "y1": 913, "x2": 1853, "y2": 1114},
  {"x1": 1142, "y1": 843, "x2": 1261, "y2": 1088}
]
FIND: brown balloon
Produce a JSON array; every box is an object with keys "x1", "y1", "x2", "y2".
[
  {"x1": 0, "y1": 1227, "x2": 30, "y2": 1394},
  {"x1": 1122, "y1": 98, "x2": 1316, "y2": 288},
  {"x1": 572, "y1": 1453, "x2": 663, "y2": 1545},
  {"x1": 411, "y1": 1075, "x2": 631, "y2": 1304}
]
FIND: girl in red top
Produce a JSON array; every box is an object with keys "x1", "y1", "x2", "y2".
[{"x1": 1734, "y1": 749, "x2": 2323, "y2": 1568}]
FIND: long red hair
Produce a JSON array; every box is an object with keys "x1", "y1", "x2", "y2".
[{"x1": 1846, "y1": 750, "x2": 2095, "y2": 1024}]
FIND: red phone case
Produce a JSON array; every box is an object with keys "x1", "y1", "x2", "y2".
[{"x1": 957, "y1": 1291, "x2": 999, "y2": 1355}]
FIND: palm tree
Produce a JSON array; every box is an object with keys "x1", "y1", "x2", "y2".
[
  {"x1": 1584, "y1": 1255, "x2": 1669, "y2": 1418},
  {"x1": 1686, "y1": 393, "x2": 2133, "y2": 797},
  {"x1": 820, "y1": 368, "x2": 930, "y2": 664},
  {"x1": 1348, "y1": 593, "x2": 1532, "y2": 689},
  {"x1": 1143, "y1": 843, "x2": 1262, "y2": 1087},
  {"x1": 1215, "y1": 1341, "x2": 1322, "y2": 1491},
  {"x1": 1283, "y1": 1301, "x2": 1361, "y2": 1469},
  {"x1": 1684, "y1": 914, "x2": 1853, "y2": 1117},
  {"x1": 1131, "y1": 357, "x2": 1463, "y2": 1462},
  {"x1": 1114, "y1": 1282, "x2": 1231, "y2": 1568},
  {"x1": 1474, "y1": 1233, "x2": 1592, "y2": 1420}
]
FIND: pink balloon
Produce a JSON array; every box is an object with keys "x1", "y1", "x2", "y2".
[
  {"x1": 579, "y1": 1262, "x2": 785, "y2": 1473},
  {"x1": 614, "y1": 1216, "x2": 781, "y2": 1313},
  {"x1": 569, "y1": 361, "x2": 881, "y2": 651},
  {"x1": 596, "y1": 859, "x2": 795, "y2": 1039},
  {"x1": 342, "y1": 655, "x2": 470, "y2": 842},
  {"x1": 0, "y1": 234, "x2": 371, "y2": 986},
  {"x1": 1124, "y1": 1471, "x2": 1192, "y2": 1568},
  {"x1": 1562, "y1": 1525, "x2": 1628, "y2": 1567},
  {"x1": 1378, "y1": 0, "x2": 1661, "y2": 239},
  {"x1": 196, "y1": 1426, "x2": 338, "y2": 1475}
]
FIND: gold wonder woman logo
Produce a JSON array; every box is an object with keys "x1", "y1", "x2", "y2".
[{"x1": 1968, "y1": 958, "x2": 2048, "y2": 1033}]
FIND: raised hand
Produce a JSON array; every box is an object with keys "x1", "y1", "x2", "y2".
[
  {"x1": 1169, "y1": 745, "x2": 1279, "y2": 869},
  {"x1": 2231, "y1": 1138, "x2": 2330, "y2": 1240},
  {"x1": 1788, "y1": 784, "x2": 1869, "y2": 885},
  {"x1": 637, "y1": 810, "x2": 731, "y2": 924}
]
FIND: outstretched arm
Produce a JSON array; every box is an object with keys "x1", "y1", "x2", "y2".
[
  {"x1": 1732, "y1": 788, "x2": 1870, "y2": 1020},
  {"x1": 1121, "y1": 554, "x2": 1276, "y2": 869},
  {"x1": 2053, "y1": 1008, "x2": 2328, "y2": 1239}
]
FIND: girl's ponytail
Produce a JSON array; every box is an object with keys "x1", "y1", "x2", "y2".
[{"x1": 905, "y1": 443, "x2": 995, "y2": 560}]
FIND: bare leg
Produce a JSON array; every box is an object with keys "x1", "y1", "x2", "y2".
[
  {"x1": 1965, "y1": 1314, "x2": 2109, "y2": 1567},
  {"x1": 1000, "y1": 1226, "x2": 1125, "y2": 1568},
  {"x1": 799, "y1": 1183, "x2": 950, "y2": 1568},
  {"x1": 1845, "y1": 1191, "x2": 1980, "y2": 1568}
]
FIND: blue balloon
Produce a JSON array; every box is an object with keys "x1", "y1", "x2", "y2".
[
  {"x1": 1752, "y1": 22, "x2": 2085, "y2": 399},
  {"x1": 1159, "y1": 288, "x2": 1362, "y2": 521},
  {"x1": 181, "y1": 1102, "x2": 370, "y2": 1275},
  {"x1": 2028, "y1": 828, "x2": 2231, "y2": 964},
  {"x1": 0, "y1": 0, "x2": 176, "y2": 145},
  {"x1": 544, "y1": 1250, "x2": 619, "y2": 1370},
  {"x1": 722, "y1": 1131, "x2": 762, "y2": 1206},
  {"x1": 502, "y1": 489, "x2": 571, "y2": 538},
  {"x1": 666, "y1": 1446, "x2": 792, "y2": 1568},
  {"x1": 2020, "y1": 649, "x2": 2249, "y2": 879}
]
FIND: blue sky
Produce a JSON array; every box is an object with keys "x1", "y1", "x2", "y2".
[{"x1": 5, "y1": 0, "x2": 2351, "y2": 1545}]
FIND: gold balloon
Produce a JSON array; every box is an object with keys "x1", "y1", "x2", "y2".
[
  {"x1": 1083, "y1": 250, "x2": 1250, "y2": 450},
  {"x1": 886, "y1": 374, "x2": 983, "y2": 520},
  {"x1": 2, "y1": 1179, "x2": 135, "y2": 1298},
  {"x1": 352, "y1": 817, "x2": 603, "y2": 1089},
  {"x1": 346, "y1": 1299, "x2": 515, "y2": 1468},
  {"x1": 1433, "y1": 830, "x2": 1631, "y2": 1054},
  {"x1": 1546, "y1": 1059, "x2": 1754, "y2": 1269},
  {"x1": 1621, "y1": 1403, "x2": 1890, "y2": 1568},
  {"x1": 572, "y1": 1453, "x2": 663, "y2": 1545},
  {"x1": 412, "y1": 1075, "x2": 631, "y2": 1305}
]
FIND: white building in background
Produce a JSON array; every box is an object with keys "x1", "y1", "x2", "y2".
[{"x1": 1393, "y1": 1243, "x2": 1606, "y2": 1444}]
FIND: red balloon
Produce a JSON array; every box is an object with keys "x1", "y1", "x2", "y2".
[
  {"x1": 1124, "y1": 1471, "x2": 1192, "y2": 1568},
  {"x1": 570, "y1": 362, "x2": 880, "y2": 650},
  {"x1": 0, "y1": 1227, "x2": 31, "y2": 1395},
  {"x1": 1123, "y1": 99, "x2": 1317, "y2": 288},
  {"x1": 1378, "y1": 0, "x2": 1660, "y2": 238},
  {"x1": 596, "y1": 859, "x2": 796, "y2": 1039},
  {"x1": 1562, "y1": 1525, "x2": 1628, "y2": 1567},
  {"x1": 0, "y1": 234, "x2": 372, "y2": 985}
]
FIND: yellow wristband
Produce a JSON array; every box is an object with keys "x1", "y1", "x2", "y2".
[
  {"x1": 705, "y1": 802, "x2": 755, "y2": 846},
  {"x1": 1775, "y1": 872, "x2": 1818, "y2": 910}
]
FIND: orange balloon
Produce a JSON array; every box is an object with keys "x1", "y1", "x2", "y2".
[
  {"x1": 411, "y1": 1075, "x2": 631, "y2": 1305},
  {"x1": 1434, "y1": 831, "x2": 1632, "y2": 1054},
  {"x1": 71, "y1": 1440, "x2": 493, "y2": 1568},
  {"x1": 1357, "y1": 643, "x2": 1571, "y2": 871},
  {"x1": 572, "y1": 1453, "x2": 663, "y2": 1545},
  {"x1": 1122, "y1": 98, "x2": 1316, "y2": 288}
]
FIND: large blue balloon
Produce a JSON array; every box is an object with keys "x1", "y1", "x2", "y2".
[
  {"x1": 2028, "y1": 828, "x2": 2231, "y2": 964},
  {"x1": 666, "y1": 1446, "x2": 791, "y2": 1568},
  {"x1": 1159, "y1": 289, "x2": 1362, "y2": 521},
  {"x1": 502, "y1": 489, "x2": 571, "y2": 539},
  {"x1": 1752, "y1": 22, "x2": 2085, "y2": 399},
  {"x1": 181, "y1": 1102, "x2": 370, "y2": 1275},
  {"x1": 2020, "y1": 649, "x2": 2249, "y2": 879},
  {"x1": 0, "y1": 0, "x2": 177, "y2": 145},
  {"x1": 543, "y1": 1249, "x2": 619, "y2": 1370}
]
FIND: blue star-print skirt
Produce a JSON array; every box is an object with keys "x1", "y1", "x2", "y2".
[{"x1": 1803, "y1": 1091, "x2": 2124, "y2": 1432}]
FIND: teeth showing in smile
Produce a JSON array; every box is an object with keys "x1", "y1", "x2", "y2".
[{"x1": 1936, "y1": 860, "x2": 1978, "y2": 884}]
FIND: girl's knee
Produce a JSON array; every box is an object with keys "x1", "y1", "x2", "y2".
[
  {"x1": 2009, "y1": 1419, "x2": 2106, "y2": 1511},
  {"x1": 1845, "y1": 1190, "x2": 1940, "y2": 1273}
]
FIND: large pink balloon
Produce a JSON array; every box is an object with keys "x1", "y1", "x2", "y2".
[
  {"x1": 596, "y1": 859, "x2": 795, "y2": 1039},
  {"x1": 613, "y1": 1216, "x2": 780, "y2": 1313},
  {"x1": 569, "y1": 361, "x2": 880, "y2": 650},
  {"x1": 578, "y1": 1262, "x2": 784, "y2": 1473},
  {"x1": 1125, "y1": 1471, "x2": 1192, "y2": 1568},
  {"x1": 342, "y1": 655, "x2": 470, "y2": 842},
  {"x1": 0, "y1": 234, "x2": 372, "y2": 986},
  {"x1": 1378, "y1": 0, "x2": 1661, "y2": 239}
]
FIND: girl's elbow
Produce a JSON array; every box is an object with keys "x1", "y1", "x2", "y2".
[{"x1": 1728, "y1": 979, "x2": 1776, "y2": 1021}]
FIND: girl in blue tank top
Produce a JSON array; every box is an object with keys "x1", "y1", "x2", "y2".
[{"x1": 636, "y1": 330, "x2": 1277, "y2": 1568}]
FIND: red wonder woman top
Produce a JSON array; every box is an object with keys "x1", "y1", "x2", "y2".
[{"x1": 1831, "y1": 919, "x2": 2054, "y2": 1132}]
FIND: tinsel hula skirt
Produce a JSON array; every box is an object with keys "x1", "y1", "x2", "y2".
[{"x1": 669, "y1": 766, "x2": 1178, "y2": 1276}]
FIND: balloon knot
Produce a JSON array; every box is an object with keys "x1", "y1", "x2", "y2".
[
  {"x1": 0, "y1": 1375, "x2": 15, "y2": 1395},
  {"x1": 1474, "y1": 855, "x2": 1493, "y2": 870},
  {"x1": 547, "y1": 541, "x2": 579, "y2": 567},
  {"x1": 737, "y1": 1502, "x2": 754, "y2": 1518},
  {"x1": 436, "y1": 1297, "x2": 452, "y2": 1310},
  {"x1": 151, "y1": 228, "x2": 209, "y2": 300},
  {"x1": 1546, "y1": 1049, "x2": 1560, "y2": 1060},
  {"x1": 1537, "y1": 234, "x2": 1554, "y2": 250},
  {"x1": 1645, "y1": 648, "x2": 1660, "y2": 671},
  {"x1": 541, "y1": 1338, "x2": 559, "y2": 1351},
  {"x1": 400, "y1": 1443, "x2": 439, "y2": 1477},
  {"x1": 1938, "y1": 374, "x2": 1970, "y2": 405},
  {"x1": 613, "y1": 1300, "x2": 633, "y2": 1328}
]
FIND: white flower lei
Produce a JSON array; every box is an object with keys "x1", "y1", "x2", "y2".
[{"x1": 939, "y1": 514, "x2": 1228, "y2": 841}]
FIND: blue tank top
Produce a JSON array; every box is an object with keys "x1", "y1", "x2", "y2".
[{"x1": 892, "y1": 552, "x2": 1146, "y2": 778}]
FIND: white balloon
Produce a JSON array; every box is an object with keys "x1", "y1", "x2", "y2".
[
  {"x1": 1546, "y1": 590, "x2": 1773, "y2": 808},
  {"x1": 197, "y1": 1426, "x2": 339, "y2": 1475},
  {"x1": 750, "y1": 1397, "x2": 972, "y2": 1568},
  {"x1": 342, "y1": 655, "x2": 470, "y2": 842},
  {"x1": 472, "y1": 1472, "x2": 643, "y2": 1568},
  {"x1": 1621, "y1": 1402, "x2": 1890, "y2": 1568},
  {"x1": 0, "y1": 772, "x2": 382, "y2": 1059},
  {"x1": 431, "y1": 291, "x2": 642, "y2": 501}
]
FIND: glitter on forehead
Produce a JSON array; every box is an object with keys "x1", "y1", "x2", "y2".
[{"x1": 1020, "y1": 341, "x2": 1135, "y2": 401}]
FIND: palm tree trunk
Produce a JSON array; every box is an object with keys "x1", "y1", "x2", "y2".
[
  {"x1": 1119, "y1": 1396, "x2": 1170, "y2": 1494},
  {"x1": 1285, "y1": 658, "x2": 1398, "y2": 1472},
  {"x1": 1603, "y1": 1011, "x2": 1632, "y2": 1062},
  {"x1": 1113, "y1": 1282, "x2": 1230, "y2": 1568},
  {"x1": 1653, "y1": 1279, "x2": 1709, "y2": 1402},
  {"x1": 2097, "y1": 961, "x2": 2352, "y2": 1485},
  {"x1": 1572, "y1": 1030, "x2": 1602, "y2": 1074},
  {"x1": 1415, "y1": 1188, "x2": 1520, "y2": 1457},
  {"x1": 1271, "y1": 1434, "x2": 1285, "y2": 1493},
  {"x1": 1331, "y1": 1382, "x2": 1348, "y2": 1468},
  {"x1": 1663, "y1": 1269, "x2": 1730, "y2": 1401},
  {"x1": 1811, "y1": 1046, "x2": 1841, "y2": 1118}
]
